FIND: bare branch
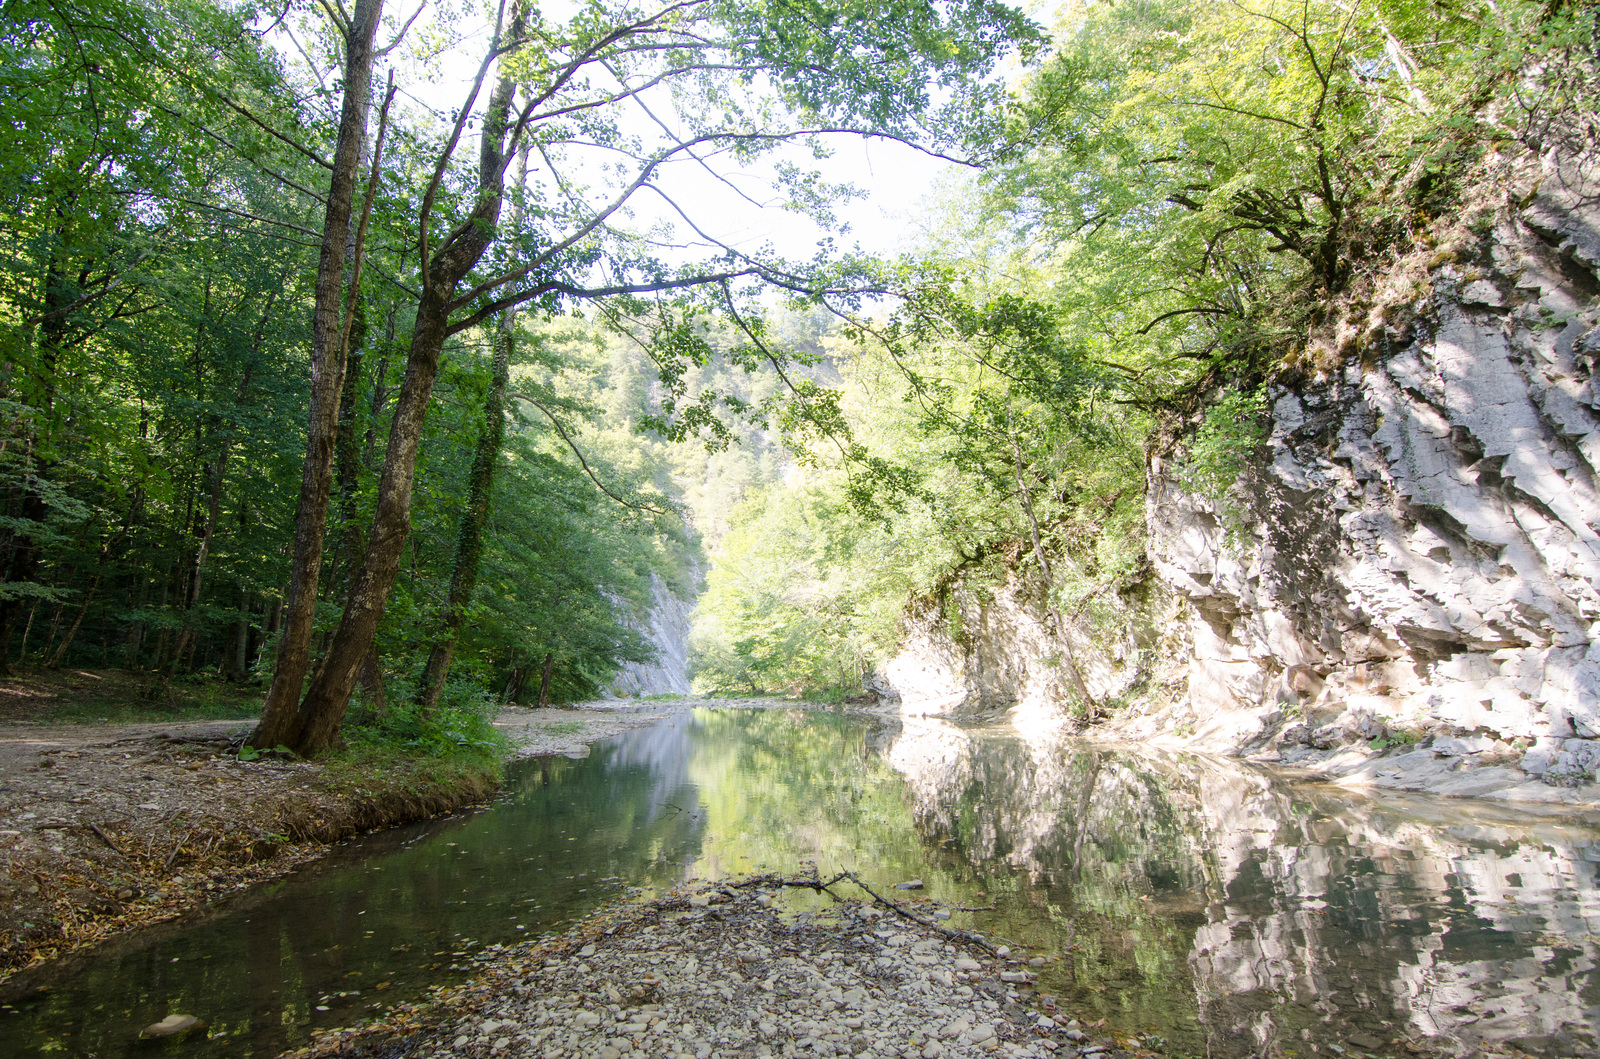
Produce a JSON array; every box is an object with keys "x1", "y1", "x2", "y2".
[
  {"x1": 419, "y1": 0, "x2": 510, "y2": 286},
  {"x1": 444, "y1": 269, "x2": 757, "y2": 335},
  {"x1": 215, "y1": 94, "x2": 335, "y2": 170},
  {"x1": 377, "y1": 1, "x2": 428, "y2": 56},
  {"x1": 166, "y1": 196, "x2": 322, "y2": 237},
  {"x1": 508, "y1": 393, "x2": 671, "y2": 514}
]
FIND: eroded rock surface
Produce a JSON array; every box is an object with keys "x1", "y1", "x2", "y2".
[
  {"x1": 882, "y1": 570, "x2": 1151, "y2": 728},
  {"x1": 879, "y1": 146, "x2": 1600, "y2": 804},
  {"x1": 1113, "y1": 146, "x2": 1600, "y2": 801},
  {"x1": 609, "y1": 573, "x2": 697, "y2": 698}
]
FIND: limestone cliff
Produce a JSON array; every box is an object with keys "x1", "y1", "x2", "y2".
[
  {"x1": 881, "y1": 564, "x2": 1153, "y2": 728},
  {"x1": 607, "y1": 572, "x2": 695, "y2": 697},
  {"x1": 882, "y1": 143, "x2": 1600, "y2": 804}
]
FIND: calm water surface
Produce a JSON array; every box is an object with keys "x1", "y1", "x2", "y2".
[{"x1": 3, "y1": 707, "x2": 1599, "y2": 1058}]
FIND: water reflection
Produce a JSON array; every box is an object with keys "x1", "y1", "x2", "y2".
[
  {"x1": 2, "y1": 709, "x2": 1598, "y2": 1058},
  {"x1": 886, "y1": 718, "x2": 1600, "y2": 1057}
]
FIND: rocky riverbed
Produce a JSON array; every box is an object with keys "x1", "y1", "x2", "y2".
[{"x1": 287, "y1": 881, "x2": 1165, "y2": 1059}]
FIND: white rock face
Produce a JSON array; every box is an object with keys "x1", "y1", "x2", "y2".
[
  {"x1": 881, "y1": 567, "x2": 1151, "y2": 724},
  {"x1": 1123, "y1": 146, "x2": 1600, "y2": 791},
  {"x1": 879, "y1": 146, "x2": 1600, "y2": 801},
  {"x1": 608, "y1": 573, "x2": 695, "y2": 697}
]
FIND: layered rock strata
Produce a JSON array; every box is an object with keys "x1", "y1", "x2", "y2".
[
  {"x1": 1115, "y1": 147, "x2": 1600, "y2": 798},
  {"x1": 609, "y1": 573, "x2": 695, "y2": 698}
]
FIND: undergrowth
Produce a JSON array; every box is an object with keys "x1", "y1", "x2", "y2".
[{"x1": 341, "y1": 676, "x2": 510, "y2": 779}]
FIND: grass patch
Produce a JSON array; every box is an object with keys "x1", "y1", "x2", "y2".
[
  {"x1": 339, "y1": 677, "x2": 509, "y2": 784},
  {"x1": 321, "y1": 741, "x2": 505, "y2": 799},
  {"x1": 0, "y1": 669, "x2": 262, "y2": 724},
  {"x1": 539, "y1": 721, "x2": 585, "y2": 735}
]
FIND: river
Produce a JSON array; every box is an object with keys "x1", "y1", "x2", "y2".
[{"x1": 4, "y1": 707, "x2": 1598, "y2": 1057}]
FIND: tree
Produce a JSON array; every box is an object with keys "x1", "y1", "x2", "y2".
[
  {"x1": 252, "y1": 0, "x2": 392, "y2": 746},
  {"x1": 250, "y1": 0, "x2": 1040, "y2": 755}
]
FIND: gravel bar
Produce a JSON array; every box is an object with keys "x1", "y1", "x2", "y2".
[{"x1": 289, "y1": 882, "x2": 1158, "y2": 1059}]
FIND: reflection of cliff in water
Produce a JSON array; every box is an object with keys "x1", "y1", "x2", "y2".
[{"x1": 887, "y1": 720, "x2": 1600, "y2": 1057}]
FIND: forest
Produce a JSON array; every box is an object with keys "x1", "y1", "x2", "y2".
[{"x1": 2, "y1": 0, "x2": 1594, "y2": 755}]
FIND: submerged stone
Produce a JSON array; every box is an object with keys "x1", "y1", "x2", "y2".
[{"x1": 140, "y1": 1014, "x2": 205, "y2": 1039}]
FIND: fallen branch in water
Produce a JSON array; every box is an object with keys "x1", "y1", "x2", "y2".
[{"x1": 728, "y1": 869, "x2": 997, "y2": 952}]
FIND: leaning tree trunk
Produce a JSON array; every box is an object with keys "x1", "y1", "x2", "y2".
[
  {"x1": 251, "y1": 0, "x2": 386, "y2": 750},
  {"x1": 415, "y1": 147, "x2": 528, "y2": 713},
  {"x1": 283, "y1": 9, "x2": 527, "y2": 756},
  {"x1": 413, "y1": 309, "x2": 513, "y2": 711}
]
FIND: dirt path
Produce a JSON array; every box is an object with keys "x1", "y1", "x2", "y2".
[{"x1": 0, "y1": 699, "x2": 718, "y2": 986}]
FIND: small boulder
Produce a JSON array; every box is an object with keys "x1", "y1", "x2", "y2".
[{"x1": 141, "y1": 1014, "x2": 206, "y2": 1039}]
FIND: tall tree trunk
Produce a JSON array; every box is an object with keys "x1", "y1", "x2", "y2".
[
  {"x1": 358, "y1": 646, "x2": 387, "y2": 716},
  {"x1": 228, "y1": 587, "x2": 249, "y2": 681},
  {"x1": 123, "y1": 573, "x2": 147, "y2": 669},
  {"x1": 326, "y1": 301, "x2": 366, "y2": 598},
  {"x1": 169, "y1": 341, "x2": 257, "y2": 672},
  {"x1": 283, "y1": 12, "x2": 527, "y2": 756},
  {"x1": 251, "y1": 0, "x2": 387, "y2": 750},
  {"x1": 47, "y1": 554, "x2": 109, "y2": 668},
  {"x1": 415, "y1": 147, "x2": 527, "y2": 713},
  {"x1": 0, "y1": 240, "x2": 71, "y2": 674},
  {"x1": 537, "y1": 652, "x2": 554, "y2": 708},
  {"x1": 17, "y1": 597, "x2": 40, "y2": 668},
  {"x1": 168, "y1": 447, "x2": 227, "y2": 671}
]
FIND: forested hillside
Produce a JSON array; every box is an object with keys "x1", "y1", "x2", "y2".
[
  {"x1": 0, "y1": 0, "x2": 1037, "y2": 753},
  {"x1": 4, "y1": 0, "x2": 1595, "y2": 754},
  {"x1": 690, "y1": 0, "x2": 1600, "y2": 713}
]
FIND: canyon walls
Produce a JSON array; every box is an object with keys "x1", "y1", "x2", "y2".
[
  {"x1": 881, "y1": 145, "x2": 1600, "y2": 801},
  {"x1": 608, "y1": 573, "x2": 695, "y2": 697}
]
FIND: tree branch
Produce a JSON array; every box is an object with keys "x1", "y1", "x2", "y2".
[{"x1": 507, "y1": 393, "x2": 670, "y2": 514}]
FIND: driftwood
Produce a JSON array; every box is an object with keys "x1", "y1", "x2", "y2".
[
  {"x1": 87, "y1": 822, "x2": 125, "y2": 855},
  {"x1": 165, "y1": 832, "x2": 192, "y2": 869},
  {"x1": 729, "y1": 868, "x2": 998, "y2": 952}
]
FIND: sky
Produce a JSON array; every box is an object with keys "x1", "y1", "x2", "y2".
[{"x1": 269, "y1": 0, "x2": 971, "y2": 265}]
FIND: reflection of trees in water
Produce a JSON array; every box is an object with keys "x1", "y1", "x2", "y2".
[
  {"x1": 597, "y1": 711, "x2": 703, "y2": 823},
  {"x1": 883, "y1": 720, "x2": 1600, "y2": 1057}
]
